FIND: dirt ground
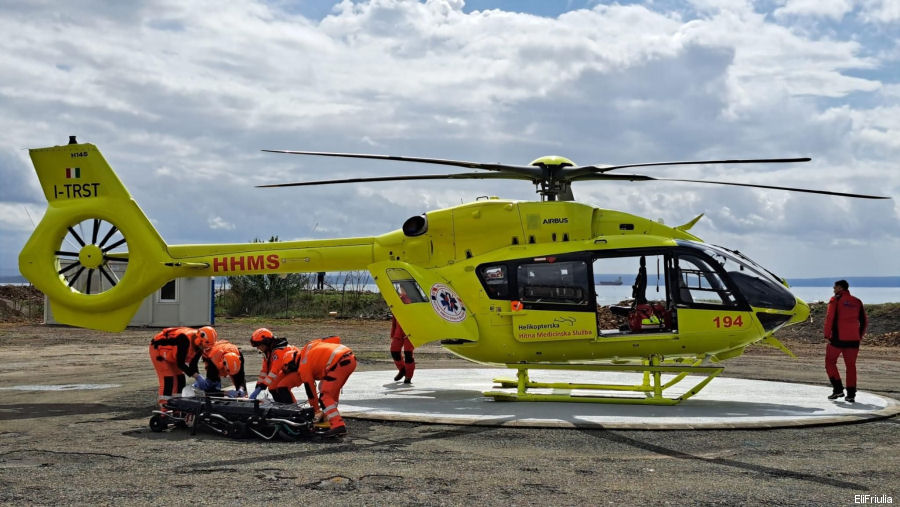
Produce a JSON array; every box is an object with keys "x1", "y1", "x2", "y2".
[{"x1": 1, "y1": 316, "x2": 899, "y2": 505}]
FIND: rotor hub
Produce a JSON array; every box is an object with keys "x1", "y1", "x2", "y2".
[{"x1": 78, "y1": 244, "x2": 104, "y2": 269}]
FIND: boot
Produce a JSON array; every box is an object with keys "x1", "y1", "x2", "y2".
[
  {"x1": 827, "y1": 377, "x2": 844, "y2": 400},
  {"x1": 402, "y1": 353, "x2": 415, "y2": 383},
  {"x1": 320, "y1": 424, "x2": 347, "y2": 438},
  {"x1": 391, "y1": 351, "x2": 405, "y2": 381},
  {"x1": 846, "y1": 387, "x2": 856, "y2": 403}
]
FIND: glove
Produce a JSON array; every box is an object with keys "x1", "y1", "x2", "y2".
[
  {"x1": 249, "y1": 386, "x2": 264, "y2": 400},
  {"x1": 193, "y1": 375, "x2": 209, "y2": 390},
  {"x1": 208, "y1": 380, "x2": 221, "y2": 391},
  {"x1": 226, "y1": 388, "x2": 246, "y2": 398}
]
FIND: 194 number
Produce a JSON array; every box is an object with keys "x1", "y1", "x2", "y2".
[{"x1": 713, "y1": 315, "x2": 743, "y2": 328}]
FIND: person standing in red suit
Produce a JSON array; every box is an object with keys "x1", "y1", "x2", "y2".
[
  {"x1": 824, "y1": 279, "x2": 868, "y2": 403},
  {"x1": 389, "y1": 285, "x2": 415, "y2": 383}
]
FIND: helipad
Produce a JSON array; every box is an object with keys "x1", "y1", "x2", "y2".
[{"x1": 333, "y1": 369, "x2": 900, "y2": 430}]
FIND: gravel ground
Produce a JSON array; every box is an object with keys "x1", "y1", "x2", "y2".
[{"x1": 1, "y1": 319, "x2": 898, "y2": 505}]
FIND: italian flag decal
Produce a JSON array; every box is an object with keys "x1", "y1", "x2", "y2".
[{"x1": 66, "y1": 167, "x2": 81, "y2": 179}]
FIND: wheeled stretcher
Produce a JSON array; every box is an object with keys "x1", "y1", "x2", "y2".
[{"x1": 149, "y1": 395, "x2": 318, "y2": 441}]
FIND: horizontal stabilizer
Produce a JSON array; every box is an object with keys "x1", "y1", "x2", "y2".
[{"x1": 676, "y1": 214, "x2": 704, "y2": 232}]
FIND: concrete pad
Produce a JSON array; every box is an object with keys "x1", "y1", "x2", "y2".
[{"x1": 333, "y1": 369, "x2": 900, "y2": 430}]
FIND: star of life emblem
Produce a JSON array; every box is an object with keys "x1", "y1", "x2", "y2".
[{"x1": 430, "y1": 283, "x2": 466, "y2": 323}]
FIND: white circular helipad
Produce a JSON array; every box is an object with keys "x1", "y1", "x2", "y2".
[{"x1": 334, "y1": 369, "x2": 900, "y2": 430}]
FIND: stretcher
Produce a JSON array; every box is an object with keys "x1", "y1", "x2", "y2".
[{"x1": 149, "y1": 394, "x2": 318, "y2": 441}]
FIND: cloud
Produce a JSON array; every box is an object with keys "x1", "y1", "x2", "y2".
[
  {"x1": 208, "y1": 216, "x2": 236, "y2": 231},
  {"x1": 0, "y1": 0, "x2": 897, "y2": 280},
  {"x1": 774, "y1": 0, "x2": 854, "y2": 21},
  {"x1": 859, "y1": 0, "x2": 900, "y2": 23}
]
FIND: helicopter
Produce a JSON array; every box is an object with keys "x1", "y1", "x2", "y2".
[{"x1": 18, "y1": 136, "x2": 890, "y2": 404}]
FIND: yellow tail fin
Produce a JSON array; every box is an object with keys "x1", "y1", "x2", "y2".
[{"x1": 19, "y1": 138, "x2": 172, "y2": 331}]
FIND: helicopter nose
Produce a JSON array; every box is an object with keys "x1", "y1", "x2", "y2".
[{"x1": 789, "y1": 297, "x2": 811, "y2": 324}]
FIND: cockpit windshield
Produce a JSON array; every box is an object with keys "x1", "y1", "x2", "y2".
[{"x1": 677, "y1": 241, "x2": 796, "y2": 310}]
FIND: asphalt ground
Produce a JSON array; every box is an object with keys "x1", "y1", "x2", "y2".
[{"x1": 1, "y1": 319, "x2": 898, "y2": 505}]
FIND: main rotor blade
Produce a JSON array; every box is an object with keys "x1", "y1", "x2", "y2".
[
  {"x1": 570, "y1": 157, "x2": 812, "y2": 176},
  {"x1": 257, "y1": 171, "x2": 534, "y2": 188},
  {"x1": 263, "y1": 149, "x2": 540, "y2": 176},
  {"x1": 575, "y1": 174, "x2": 891, "y2": 199}
]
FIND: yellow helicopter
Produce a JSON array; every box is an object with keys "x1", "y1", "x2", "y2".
[{"x1": 18, "y1": 137, "x2": 890, "y2": 404}]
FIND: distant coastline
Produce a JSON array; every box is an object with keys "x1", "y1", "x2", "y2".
[{"x1": 785, "y1": 276, "x2": 900, "y2": 287}]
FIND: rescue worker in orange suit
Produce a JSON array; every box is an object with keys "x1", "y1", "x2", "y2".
[
  {"x1": 194, "y1": 328, "x2": 247, "y2": 397},
  {"x1": 389, "y1": 285, "x2": 415, "y2": 383},
  {"x1": 149, "y1": 326, "x2": 205, "y2": 411},
  {"x1": 824, "y1": 279, "x2": 868, "y2": 403},
  {"x1": 283, "y1": 336, "x2": 356, "y2": 437},
  {"x1": 248, "y1": 328, "x2": 300, "y2": 403}
]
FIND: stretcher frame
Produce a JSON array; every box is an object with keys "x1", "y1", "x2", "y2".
[{"x1": 149, "y1": 394, "x2": 318, "y2": 441}]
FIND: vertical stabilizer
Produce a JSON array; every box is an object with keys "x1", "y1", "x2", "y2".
[{"x1": 19, "y1": 140, "x2": 173, "y2": 331}]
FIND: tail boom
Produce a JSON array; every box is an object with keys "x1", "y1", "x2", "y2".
[{"x1": 19, "y1": 140, "x2": 378, "y2": 331}]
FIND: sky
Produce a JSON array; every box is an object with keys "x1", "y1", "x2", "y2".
[{"x1": 1, "y1": 0, "x2": 898, "y2": 281}]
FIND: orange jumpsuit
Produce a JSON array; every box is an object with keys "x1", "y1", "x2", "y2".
[
  {"x1": 149, "y1": 327, "x2": 201, "y2": 409},
  {"x1": 257, "y1": 344, "x2": 301, "y2": 403},
  {"x1": 296, "y1": 337, "x2": 356, "y2": 430},
  {"x1": 203, "y1": 340, "x2": 247, "y2": 392}
]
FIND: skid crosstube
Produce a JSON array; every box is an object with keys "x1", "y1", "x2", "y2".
[
  {"x1": 484, "y1": 359, "x2": 723, "y2": 404},
  {"x1": 150, "y1": 395, "x2": 317, "y2": 440}
]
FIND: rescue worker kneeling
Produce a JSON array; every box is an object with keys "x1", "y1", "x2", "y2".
[
  {"x1": 281, "y1": 336, "x2": 357, "y2": 438},
  {"x1": 248, "y1": 328, "x2": 301, "y2": 403},
  {"x1": 194, "y1": 328, "x2": 247, "y2": 397},
  {"x1": 149, "y1": 326, "x2": 205, "y2": 411}
]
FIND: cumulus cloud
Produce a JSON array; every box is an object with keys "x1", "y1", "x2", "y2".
[
  {"x1": 774, "y1": 0, "x2": 854, "y2": 20},
  {"x1": 860, "y1": 0, "x2": 900, "y2": 23},
  {"x1": 0, "y1": 0, "x2": 897, "y2": 279},
  {"x1": 208, "y1": 216, "x2": 236, "y2": 231}
]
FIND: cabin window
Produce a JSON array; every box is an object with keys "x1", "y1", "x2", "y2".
[
  {"x1": 477, "y1": 264, "x2": 510, "y2": 299},
  {"x1": 385, "y1": 268, "x2": 428, "y2": 303},
  {"x1": 516, "y1": 260, "x2": 589, "y2": 306}
]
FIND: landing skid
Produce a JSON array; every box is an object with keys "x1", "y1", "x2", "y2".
[{"x1": 484, "y1": 357, "x2": 723, "y2": 404}]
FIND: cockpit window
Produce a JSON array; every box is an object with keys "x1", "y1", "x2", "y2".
[
  {"x1": 674, "y1": 254, "x2": 737, "y2": 306},
  {"x1": 677, "y1": 241, "x2": 796, "y2": 310}
]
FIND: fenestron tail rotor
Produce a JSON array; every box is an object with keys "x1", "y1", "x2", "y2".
[
  {"x1": 260, "y1": 151, "x2": 891, "y2": 201},
  {"x1": 21, "y1": 140, "x2": 182, "y2": 331},
  {"x1": 54, "y1": 218, "x2": 129, "y2": 295}
]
